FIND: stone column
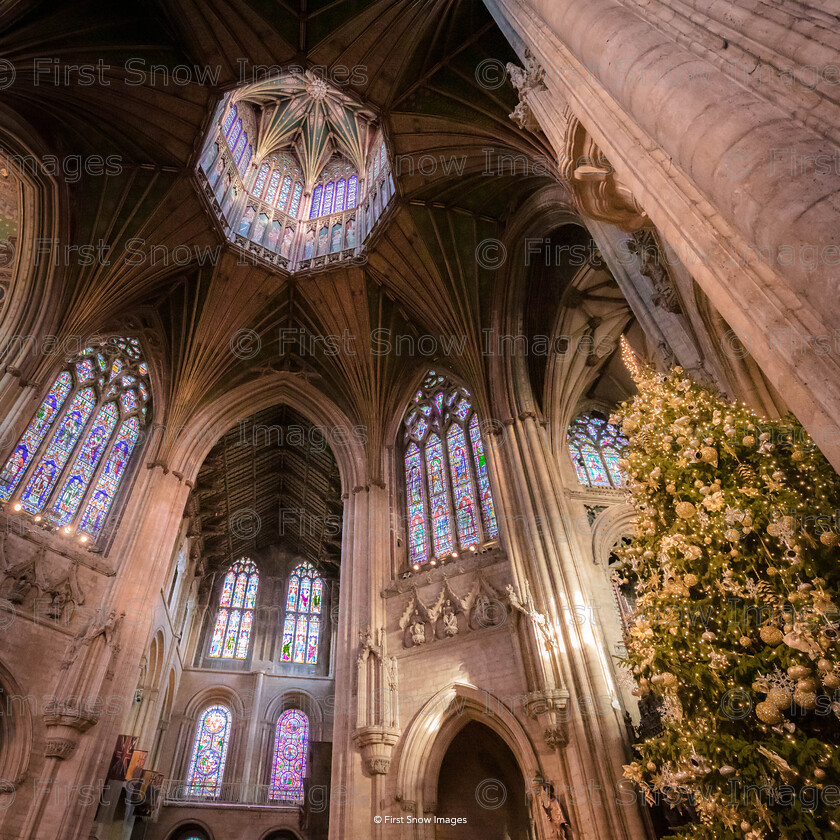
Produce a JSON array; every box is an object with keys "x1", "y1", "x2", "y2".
[
  {"x1": 488, "y1": 0, "x2": 840, "y2": 470},
  {"x1": 21, "y1": 465, "x2": 192, "y2": 840},
  {"x1": 488, "y1": 414, "x2": 650, "y2": 839}
]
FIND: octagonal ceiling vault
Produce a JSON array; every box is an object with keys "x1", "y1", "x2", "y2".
[{"x1": 233, "y1": 70, "x2": 379, "y2": 186}]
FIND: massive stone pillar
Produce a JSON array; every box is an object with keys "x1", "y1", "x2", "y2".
[
  {"x1": 487, "y1": 0, "x2": 840, "y2": 469},
  {"x1": 19, "y1": 466, "x2": 192, "y2": 840},
  {"x1": 487, "y1": 414, "x2": 651, "y2": 838},
  {"x1": 330, "y1": 483, "x2": 397, "y2": 840}
]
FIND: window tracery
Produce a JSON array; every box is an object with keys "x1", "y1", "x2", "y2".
[
  {"x1": 186, "y1": 704, "x2": 231, "y2": 797},
  {"x1": 209, "y1": 558, "x2": 259, "y2": 659},
  {"x1": 281, "y1": 562, "x2": 322, "y2": 664},
  {"x1": 0, "y1": 337, "x2": 149, "y2": 541},
  {"x1": 269, "y1": 709, "x2": 308, "y2": 801},
  {"x1": 402, "y1": 371, "x2": 499, "y2": 568},
  {"x1": 567, "y1": 413, "x2": 627, "y2": 488}
]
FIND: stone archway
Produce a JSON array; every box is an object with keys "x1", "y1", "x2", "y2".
[{"x1": 435, "y1": 721, "x2": 530, "y2": 840}]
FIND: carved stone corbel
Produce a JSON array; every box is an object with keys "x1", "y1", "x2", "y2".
[
  {"x1": 354, "y1": 629, "x2": 400, "y2": 775},
  {"x1": 506, "y1": 49, "x2": 548, "y2": 135},
  {"x1": 628, "y1": 229, "x2": 683, "y2": 314},
  {"x1": 525, "y1": 687, "x2": 571, "y2": 751},
  {"x1": 352, "y1": 725, "x2": 401, "y2": 776},
  {"x1": 561, "y1": 118, "x2": 649, "y2": 231}
]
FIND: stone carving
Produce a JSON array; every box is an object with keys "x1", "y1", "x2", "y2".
[
  {"x1": 4, "y1": 545, "x2": 47, "y2": 604},
  {"x1": 400, "y1": 575, "x2": 508, "y2": 646},
  {"x1": 355, "y1": 628, "x2": 400, "y2": 776},
  {"x1": 629, "y1": 229, "x2": 683, "y2": 314},
  {"x1": 506, "y1": 49, "x2": 547, "y2": 134},
  {"x1": 584, "y1": 504, "x2": 608, "y2": 527},
  {"x1": 538, "y1": 782, "x2": 572, "y2": 839},
  {"x1": 44, "y1": 561, "x2": 85, "y2": 622},
  {"x1": 525, "y1": 688, "x2": 571, "y2": 751},
  {"x1": 507, "y1": 581, "x2": 560, "y2": 651},
  {"x1": 440, "y1": 600, "x2": 458, "y2": 637},
  {"x1": 559, "y1": 117, "x2": 649, "y2": 231}
]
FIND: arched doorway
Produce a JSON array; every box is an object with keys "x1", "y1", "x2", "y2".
[{"x1": 435, "y1": 721, "x2": 529, "y2": 840}]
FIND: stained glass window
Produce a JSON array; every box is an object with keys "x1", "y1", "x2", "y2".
[
  {"x1": 269, "y1": 710, "x2": 308, "y2": 802},
  {"x1": 265, "y1": 171, "x2": 281, "y2": 205},
  {"x1": 567, "y1": 413, "x2": 627, "y2": 488},
  {"x1": 228, "y1": 119, "x2": 242, "y2": 150},
  {"x1": 334, "y1": 179, "x2": 346, "y2": 212},
  {"x1": 209, "y1": 558, "x2": 259, "y2": 660},
  {"x1": 222, "y1": 106, "x2": 237, "y2": 136},
  {"x1": 281, "y1": 562, "x2": 322, "y2": 664},
  {"x1": 322, "y1": 181, "x2": 335, "y2": 216},
  {"x1": 2, "y1": 339, "x2": 149, "y2": 538},
  {"x1": 402, "y1": 371, "x2": 499, "y2": 567},
  {"x1": 288, "y1": 182, "x2": 303, "y2": 217},
  {"x1": 309, "y1": 185, "x2": 322, "y2": 219},
  {"x1": 0, "y1": 372, "x2": 72, "y2": 500},
  {"x1": 277, "y1": 176, "x2": 291, "y2": 211},
  {"x1": 186, "y1": 705, "x2": 231, "y2": 798},
  {"x1": 254, "y1": 163, "x2": 269, "y2": 198},
  {"x1": 347, "y1": 175, "x2": 358, "y2": 209},
  {"x1": 240, "y1": 144, "x2": 253, "y2": 174}
]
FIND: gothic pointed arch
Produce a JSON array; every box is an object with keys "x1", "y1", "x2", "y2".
[
  {"x1": 207, "y1": 557, "x2": 259, "y2": 660},
  {"x1": 0, "y1": 335, "x2": 151, "y2": 544},
  {"x1": 400, "y1": 370, "x2": 499, "y2": 569},
  {"x1": 280, "y1": 562, "x2": 322, "y2": 665}
]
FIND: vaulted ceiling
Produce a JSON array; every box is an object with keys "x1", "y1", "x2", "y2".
[
  {"x1": 191, "y1": 404, "x2": 342, "y2": 570},
  {"x1": 0, "y1": 0, "x2": 585, "y2": 542}
]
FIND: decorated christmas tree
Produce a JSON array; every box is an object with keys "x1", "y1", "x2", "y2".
[{"x1": 616, "y1": 344, "x2": 840, "y2": 839}]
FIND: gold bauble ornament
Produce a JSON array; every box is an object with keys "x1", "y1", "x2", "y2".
[
  {"x1": 814, "y1": 768, "x2": 827, "y2": 780},
  {"x1": 766, "y1": 523, "x2": 781, "y2": 537},
  {"x1": 675, "y1": 501, "x2": 696, "y2": 519},
  {"x1": 767, "y1": 689, "x2": 792, "y2": 709},
  {"x1": 823, "y1": 674, "x2": 840, "y2": 690},
  {"x1": 724, "y1": 529, "x2": 741, "y2": 542},
  {"x1": 793, "y1": 688, "x2": 817, "y2": 709},
  {"x1": 767, "y1": 566, "x2": 778, "y2": 575},
  {"x1": 792, "y1": 449, "x2": 805, "y2": 461},
  {"x1": 788, "y1": 665, "x2": 810, "y2": 680},
  {"x1": 817, "y1": 658, "x2": 833, "y2": 672},
  {"x1": 742, "y1": 435, "x2": 756, "y2": 446},
  {"x1": 719, "y1": 765, "x2": 735, "y2": 777},
  {"x1": 820, "y1": 531, "x2": 840, "y2": 547},
  {"x1": 684, "y1": 573, "x2": 698, "y2": 587},
  {"x1": 797, "y1": 678, "x2": 818, "y2": 692},
  {"x1": 740, "y1": 822, "x2": 751, "y2": 832},
  {"x1": 739, "y1": 635, "x2": 752, "y2": 647},
  {"x1": 759, "y1": 626, "x2": 783, "y2": 646},
  {"x1": 699, "y1": 446, "x2": 718, "y2": 466},
  {"x1": 755, "y1": 701, "x2": 783, "y2": 724}
]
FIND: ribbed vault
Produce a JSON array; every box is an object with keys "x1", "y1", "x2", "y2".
[{"x1": 0, "y1": 0, "x2": 576, "y2": 484}]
